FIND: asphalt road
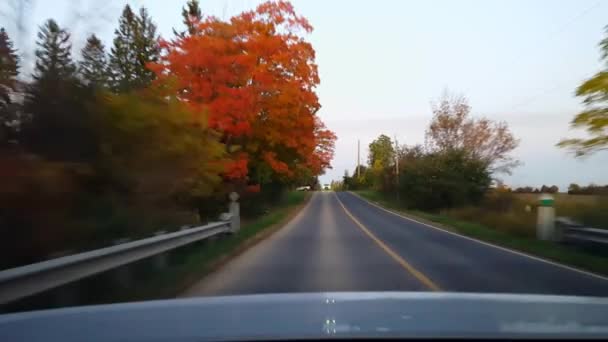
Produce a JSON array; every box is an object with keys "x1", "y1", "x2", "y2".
[{"x1": 182, "y1": 191, "x2": 608, "y2": 297}]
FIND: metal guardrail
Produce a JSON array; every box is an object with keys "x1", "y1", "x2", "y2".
[
  {"x1": 556, "y1": 217, "x2": 608, "y2": 246},
  {"x1": 0, "y1": 221, "x2": 232, "y2": 305}
]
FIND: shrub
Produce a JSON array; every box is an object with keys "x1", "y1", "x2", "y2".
[{"x1": 398, "y1": 149, "x2": 491, "y2": 210}]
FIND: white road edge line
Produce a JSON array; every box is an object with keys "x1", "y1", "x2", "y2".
[{"x1": 347, "y1": 191, "x2": 608, "y2": 283}]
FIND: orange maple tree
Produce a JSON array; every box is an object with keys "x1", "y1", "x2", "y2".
[{"x1": 149, "y1": 0, "x2": 335, "y2": 187}]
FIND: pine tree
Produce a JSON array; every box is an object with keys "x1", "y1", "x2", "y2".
[
  {"x1": 109, "y1": 5, "x2": 136, "y2": 92},
  {"x1": 0, "y1": 27, "x2": 19, "y2": 108},
  {"x1": 23, "y1": 19, "x2": 97, "y2": 161},
  {"x1": 79, "y1": 34, "x2": 108, "y2": 87},
  {"x1": 0, "y1": 27, "x2": 20, "y2": 145},
  {"x1": 173, "y1": 0, "x2": 202, "y2": 37},
  {"x1": 134, "y1": 7, "x2": 160, "y2": 86},
  {"x1": 109, "y1": 5, "x2": 159, "y2": 92},
  {"x1": 32, "y1": 19, "x2": 76, "y2": 82}
]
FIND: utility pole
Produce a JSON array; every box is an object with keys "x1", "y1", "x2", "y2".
[
  {"x1": 394, "y1": 134, "x2": 400, "y2": 203},
  {"x1": 357, "y1": 139, "x2": 360, "y2": 179}
]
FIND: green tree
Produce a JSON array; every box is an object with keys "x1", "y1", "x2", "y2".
[
  {"x1": 368, "y1": 134, "x2": 395, "y2": 169},
  {"x1": 368, "y1": 134, "x2": 395, "y2": 190},
  {"x1": 22, "y1": 19, "x2": 97, "y2": 161},
  {"x1": 109, "y1": 5, "x2": 136, "y2": 92},
  {"x1": 109, "y1": 5, "x2": 159, "y2": 92},
  {"x1": 79, "y1": 34, "x2": 108, "y2": 87},
  {"x1": 399, "y1": 149, "x2": 491, "y2": 210},
  {"x1": 0, "y1": 27, "x2": 20, "y2": 145},
  {"x1": 174, "y1": 0, "x2": 202, "y2": 37},
  {"x1": 568, "y1": 183, "x2": 581, "y2": 194},
  {"x1": 31, "y1": 19, "x2": 76, "y2": 82},
  {"x1": 558, "y1": 26, "x2": 608, "y2": 156}
]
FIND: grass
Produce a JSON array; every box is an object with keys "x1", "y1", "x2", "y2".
[{"x1": 354, "y1": 190, "x2": 608, "y2": 277}]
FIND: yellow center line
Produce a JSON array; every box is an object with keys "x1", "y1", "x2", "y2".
[{"x1": 334, "y1": 193, "x2": 442, "y2": 292}]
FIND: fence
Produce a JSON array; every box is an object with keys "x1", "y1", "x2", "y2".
[
  {"x1": 0, "y1": 193, "x2": 240, "y2": 306},
  {"x1": 556, "y1": 217, "x2": 608, "y2": 247}
]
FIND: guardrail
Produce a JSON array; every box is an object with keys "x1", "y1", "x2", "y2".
[
  {"x1": 0, "y1": 193, "x2": 240, "y2": 306},
  {"x1": 556, "y1": 217, "x2": 608, "y2": 246}
]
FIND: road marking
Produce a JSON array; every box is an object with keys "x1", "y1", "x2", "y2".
[
  {"x1": 349, "y1": 192, "x2": 608, "y2": 283},
  {"x1": 334, "y1": 193, "x2": 442, "y2": 291}
]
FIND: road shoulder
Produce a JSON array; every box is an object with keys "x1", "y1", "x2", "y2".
[{"x1": 178, "y1": 191, "x2": 313, "y2": 297}]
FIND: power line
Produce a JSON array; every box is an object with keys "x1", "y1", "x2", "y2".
[{"x1": 496, "y1": 1, "x2": 604, "y2": 112}]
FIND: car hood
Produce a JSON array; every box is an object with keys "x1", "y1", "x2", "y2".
[{"x1": 2, "y1": 292, "x2": 608, "y2": 341}]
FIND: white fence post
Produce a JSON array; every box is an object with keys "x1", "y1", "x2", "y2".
[
  {"x1": 537, "y1": 194, "x2": 555, "y2": 241},
  {"x1": 229, "y1": 192, "x2": 240, "y2": 233}
]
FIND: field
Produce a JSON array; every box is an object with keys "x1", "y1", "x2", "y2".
[
  {"x1": 444, "y1": 192, "x2": 608, "y2": 234},
  {"x1": 513, "y1": 193, "x2": 600, "y2": 206}
]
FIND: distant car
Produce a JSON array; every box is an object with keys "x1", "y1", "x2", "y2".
[
  {"x1": 2, "y1": 292, "x2": 608, "y2": 341},
  {"x1": 296, "y1": 186, "x2": 311, "y2": 191}
]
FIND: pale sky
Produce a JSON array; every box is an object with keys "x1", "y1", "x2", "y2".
[{"x1": 3, "y1": 0, "x2": 608, "y2": 191}]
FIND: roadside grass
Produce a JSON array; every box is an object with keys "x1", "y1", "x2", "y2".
[{"x1": 353, "y1": 190, "x2": 608, "y2": 277}]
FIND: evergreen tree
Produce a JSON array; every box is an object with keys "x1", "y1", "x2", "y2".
[
  {"x1": 109, "y1": 5, "x2": 136, "y2": 92},
  {"x1": 79, "y1": 34, "x2": 108, "y2": 87},
  {"x1": 109, "y1": 5, "x2": 159, "y2": 92},
  {"x1": 134, "y1": 7, "x2": 160, "y2": 85},
  {"x1": 32, "y1": 19, "x2": 76, "y2": 82},
  {"x1": 23, "y1": 19, "x2": 97, "y2": 161},
  {"x1": 0, "y1": 27, "x2": 19, "y2": 108},
  {"x1": 173, "y1": 0, "x2": 202, "y2": 37},
  {"x1": 0, "y1": 27, "x2": 20, "y2": 145}
]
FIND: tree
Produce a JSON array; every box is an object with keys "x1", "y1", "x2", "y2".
[
  {"x1": 97, "y1": 86, "x2": 225, "y2": 210},
  {"x1": 150, "y1": 1, "x2": 335, "y2": 191},
  {"x1": 399, "y1": 149, "x2": 492, "y2": 210},
  {"x1": 0, "y1": 27, "x2": 20, "y2": 145},
  {"x1": 109, "y1": 5, "x2": 159, "y2": 92},
  {"x1": 134, "y1": 7, "x2": 160, "y2": 85},
  {"x1": 367, "y1": 134, "x2": 395, "y2": 190},
  {"x1": 0, "y1": 28, "x2": 19, "y2": 108},
  {"x1": 22, "y1": 19, "x2": 97, "y2": 161},
  {"x1": 79, "y1": 34, "x2": 108, "y2": 87},
  {"x1": 426, "y1": 91, "x2": 519, "y2": 174},
  {"x1": 568, "y1": 183, "x2": 581, "y2": 194},
  {"x1": 31, "y1": 19, "x2": 76, "y2": 82},
  {"x1": 558, "y1": 26, "x2": 608, "y2": 156},
  {"x1": 174, "y1": 0, "x2": 202, "y2": 37},
  {"x1": 368, "y1": 134, "x2": 395, "y2": 169}
]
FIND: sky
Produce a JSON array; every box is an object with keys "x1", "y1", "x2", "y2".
[{"x1": 2, "y1": 0, "x2": 608, "y2": 191}]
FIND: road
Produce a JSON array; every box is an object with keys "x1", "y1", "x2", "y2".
[{"x1": 182, "y1": 192, "x2": 608, "y2": 297}]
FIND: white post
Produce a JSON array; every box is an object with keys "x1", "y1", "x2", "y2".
[
  {"x1": 537, "y1": 193, "x2": 555, "y2": 241},
  {"x1": 229, "y1": 192, "x2": 240, "y2": 233}
]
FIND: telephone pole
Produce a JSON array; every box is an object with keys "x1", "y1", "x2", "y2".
[
  {"x1": 357, "y1": 139, "x2": 360, "y2": 178},
  {"x1": 394, "y1": 134, "x2": 400, "y2": 203}
]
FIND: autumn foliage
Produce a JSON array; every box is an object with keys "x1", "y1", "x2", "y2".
[
  {"x1": 150, "y1": 0, "x2": 335, "y2": 186},
  {"x1": 0, "y1": 1, "x2": 334, "y2": 269}
]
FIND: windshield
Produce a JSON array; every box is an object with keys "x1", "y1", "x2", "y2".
[{"x1": 1, "y1": 0, "x2": 608, "y2": 339}]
